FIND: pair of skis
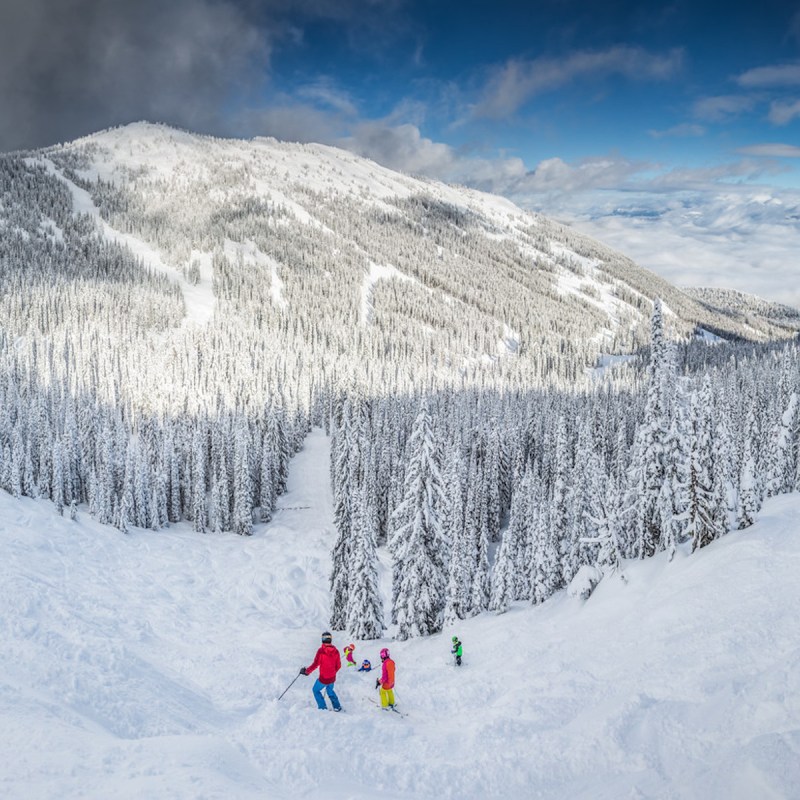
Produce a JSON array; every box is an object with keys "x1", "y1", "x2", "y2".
[{"x1": 367, "y1": 696, "x2": 407, "y2": 717}]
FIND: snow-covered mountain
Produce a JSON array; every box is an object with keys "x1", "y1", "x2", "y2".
[
  {"x1": 2, "y1": 432, "x2": 799, "y2": 799},
  {"x1": 2, "y1": 121, "x2": 792, "y2": 416}
]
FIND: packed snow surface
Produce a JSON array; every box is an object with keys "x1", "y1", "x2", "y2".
[{"x1": 2, "y1": 429, "x2": 800, "y2": 799}]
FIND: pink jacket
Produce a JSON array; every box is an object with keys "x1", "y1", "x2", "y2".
[{"x1": 380, "y1": 657, "x2": 395, "y2": 690}]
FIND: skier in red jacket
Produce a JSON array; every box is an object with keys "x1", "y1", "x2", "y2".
[{"x1": 300, "y1": 631, "x2": 342, "y2": 711}]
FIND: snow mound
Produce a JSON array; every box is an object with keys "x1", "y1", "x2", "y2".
[{"x1": 567, "y1": 564, "x2": 604, "y2": 600}]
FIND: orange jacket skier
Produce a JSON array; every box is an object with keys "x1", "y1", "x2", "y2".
[{"x1": 376, "y1": 647, "x2": 396, "y2": 709}]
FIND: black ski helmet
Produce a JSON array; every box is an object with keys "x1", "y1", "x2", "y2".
[{"x1": 322, "y1": 631, "x2": 333, "y2": 643}]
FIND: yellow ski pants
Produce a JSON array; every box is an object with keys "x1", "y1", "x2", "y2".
[{"x1": 380, "y1": 687, "x2": 395, "y2": 707}]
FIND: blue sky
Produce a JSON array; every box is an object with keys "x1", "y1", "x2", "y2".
[
  {"x1": 258, "y1": 0, "x2": 800, "y2": 175},
  {"x1": 2, "y1": 0, "x2": 799, "y2": 303}
]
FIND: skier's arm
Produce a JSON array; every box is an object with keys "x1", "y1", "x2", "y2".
[{"x1": 304, "y1": 648, "x2": 321, "y2": 675}]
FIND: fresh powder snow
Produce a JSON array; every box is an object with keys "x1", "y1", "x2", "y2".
[{"x1": 2, "y1": 429, "x2": 799, "y2": 799}]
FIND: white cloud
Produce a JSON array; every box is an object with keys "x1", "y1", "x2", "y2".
[
  {"x1": 692, "y1": 94, "x2": 756, "y2": 122},
  {"x1": 737, "y1": 63, "x2": 800, "y2": 88},
  {"x1": 340, "y1": 120, "x2": 528, "y2": 189},
  {"x1": 641, "y1": 160, "x2": 783, "y2": 191},
  {"x1": 549, "y1": 188, "x2": 800, "y2": 308},
  {"x1": 297, "y1": 81, "x2": 358, "y2": 117},
  {"x1": 240, "y1": 97, "x2": 530, "y2": 190},
  {"x1": 239, "y1": 102, "x2": 347, "y2": 144},
  {"x1": 768, "y1": 99, "x2": 800, "y2": 125},
  {"x1": 342, "y1": 121, "x2": 457, "y2": 176},
  {"x1": 473, "y1": 46, "x2": 684, "y2": 118},
  {"x1": 508, "y1": 157, "x2": 783, "y2": 203},
  {"x1": 737, "y1": 142, "x2": 800, "y2": 158},
  {"x1": 499, "y1": 154, "x2": 800, "y2": 308},
  {"x1": 648, "y1": 123, "x2": 706, "y2": 138},
  {"x1": 510, "y1": 156, "x2": 646, "y2": 195}
]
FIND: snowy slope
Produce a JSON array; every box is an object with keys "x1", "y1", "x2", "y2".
[
  {"x1": 684, "y1": 286, "x2": 800, "y2": 335},
  {"x1": 2, "y1": 430, "x2": 800, "y2": 799}
]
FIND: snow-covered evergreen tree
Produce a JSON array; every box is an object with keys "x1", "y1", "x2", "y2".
[
  {"x1": 390, "y1": 400, "x2": 447, "y2": 639},
  {"x1": 464, "y1": 436, "x2": 492, "y2": 615},
  {"x1": 659, "y1": 393, "x2": 691, "y2": 559},
  {"x1": 329, "y1": 402, "x2": 354, "y2": 631},
  {"x1": 583, "y1": 470, "x2": 630, "y2": 578},
  {"x1": 688, "y1": 379, "x2": 727, "y2": 551},
  {"x1": 765, "y1": 393, "x2": 798, "y2": 497},
  {"x1": 191, "y1": 426, "x2": 207, "y2": 534},
  {"x1": 345, "y1": 485, "x2": 384, "y2": 639},
  {"x1": 443, "y1": 444, "x2": 469, "y2": 626},
  {"x1": 737, "y1": 407, "x2": 760, "y2": 529},
  {"x1": 232, "y1": 417, "x2": 253, "y2": 536},
  {"x1": 629, "y1": 299, "x2": 672, "y2": 559},
  {"x1": 530, "y1": 475, "x2": 559, "y2": 605},
  {"x1": 489, "y1": 527, "x2": 515, "y2": 614}
]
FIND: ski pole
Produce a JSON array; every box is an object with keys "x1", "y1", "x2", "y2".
[{"x1": 278, "y1": 673, "x2": 302, "y2": 700}]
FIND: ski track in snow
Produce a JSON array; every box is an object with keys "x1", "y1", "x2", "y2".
[
  {"x1": 2, "y1": 429, "x2": 800, "y2": 799},
  {"x1": 360, "y1": 262, "x2": 420, "y2": 326},
  {"x1": 27, "y1": 157, "x2": 216, "y2": 328},
  {"x1": 223, "y1": 239, "x2": 287, "y2": 310}
]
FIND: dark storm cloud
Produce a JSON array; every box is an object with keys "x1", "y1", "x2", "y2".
[
  {"x1": 0, "y1": 0, "x2": 399, "y2": 153},
  {"x1": 0, "y1": 0, "x2": 273, "y2": 152}
]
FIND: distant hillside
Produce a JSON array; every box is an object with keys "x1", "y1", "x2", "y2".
[{"x1": 684, "y1": 286, "x2": 800, "y2": 335}]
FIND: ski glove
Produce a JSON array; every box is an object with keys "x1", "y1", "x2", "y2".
[
  {"x1": 299, "y1": 667, "x2": 307, "y2": 675},
  {"x1": 375, "y1": 679, "x2": 380, "y2": 690}
]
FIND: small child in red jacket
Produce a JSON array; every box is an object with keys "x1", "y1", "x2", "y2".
[
  {"x1": 343, "y1": 643, "x2": 356, "y2": 667},
  {"x1": 300, "y1": 631, "x2": 342, "y2": 711}
]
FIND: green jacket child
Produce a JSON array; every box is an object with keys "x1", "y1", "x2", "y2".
[{"x1": 451, "y1": 636, "x2": 463, "y2": 666}]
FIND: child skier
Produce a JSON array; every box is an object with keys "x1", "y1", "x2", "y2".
[
  {"x1": 358, "y1": 659, "x2": 372, "y2": 672},
  {"x1": 375, "y1": 647, "x2": 396, "y2": 709},
  {"x1": 300, "y1": 631, "x2": 342, "y2": 711},
  {"x1": 343, "y1": 643, "x2": 356, "y2": 667},
  {"x1": 451, "y1": 636, "x2": 463, "y2": 666}
]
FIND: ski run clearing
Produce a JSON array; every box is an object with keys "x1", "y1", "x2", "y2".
[
  {"x1": 25, "y1": 156, "x2": 216, "y2": 328},
  {"x1": 2, "y1": 429, "x2": 800, "y2": 800}
]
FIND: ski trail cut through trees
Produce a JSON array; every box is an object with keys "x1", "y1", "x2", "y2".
[
  {"x1": 360, "y1": 262, "x2": 420, "y2": 326},
  {"x1": 223, "y1": 239, "x2": 287, "y2": 310},
  {"x1": 271, "y1": 427, "x2": 334, "y2": 548},
  {"x1": 30, "y1": 157, "x2": 216, "y2": 328}
]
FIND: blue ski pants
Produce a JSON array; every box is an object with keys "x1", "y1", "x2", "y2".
[{"x1": 312, "y1": 679, "x2": 341, "y2": 710}]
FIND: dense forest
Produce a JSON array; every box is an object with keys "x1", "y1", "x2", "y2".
[{"x1": 1, "y1": 123, "x2": 797, "y2": 640}]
